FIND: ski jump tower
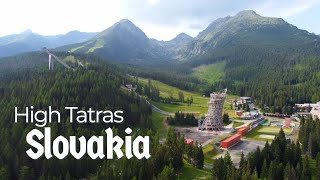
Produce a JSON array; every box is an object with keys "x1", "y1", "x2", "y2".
[{"x1": 199, "y1": 89, "x2": 227, "y2": 131}]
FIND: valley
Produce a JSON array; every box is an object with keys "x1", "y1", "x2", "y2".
[{"x1": 0, "y1": 9, "x2": 319, "y2": 180}]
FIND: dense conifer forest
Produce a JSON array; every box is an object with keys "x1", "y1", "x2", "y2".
[
  {"x1": 0, "y1": 54, "x2": 207, "y2": 179},
  {"x1": 212, "y1": 124, "x2": 320, "y2": 180}
]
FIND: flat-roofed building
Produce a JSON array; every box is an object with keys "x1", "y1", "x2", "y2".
[{"x1": 310, "y1": 104, "x2": 320, "y2": 120}]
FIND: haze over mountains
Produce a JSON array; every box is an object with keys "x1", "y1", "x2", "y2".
[
  {"x1": 59, "y1": 10, "x2": 320, "y2": 64},
  {"x1": 1, "y1": 10, "x2": 320, "y2": 65},
  {"x1": 0, "y1": 30, "x2": 97, "y2": 57},
  {"x1": 58, "y1": 19, "x2": 173, "y2": 64}
]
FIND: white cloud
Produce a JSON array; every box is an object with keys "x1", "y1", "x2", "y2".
[
  {"x1": 146, "y1": 0, "x2": 160, "y2": 6},
  {"x1": 0, "y1": 0, "x2": 125, "y2": 36},
  {"x1": 254, "y1": 0, "x2": 320, "y2": 18}
]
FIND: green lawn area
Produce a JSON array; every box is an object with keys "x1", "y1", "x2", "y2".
[
  {"x1": 202, "y1": 134, "x2": 231, "y2": 164},
  {"x1": 223, "y1": 94, "x2": 238, "y2": 117},
  {"x1": 152, "y1": 101, "x2": 208, "y2": 115},
  {"x1": 150, "y1": 111, "x2": 167, "y2": 138},
  {"x1": 192, "y1": 61, "x2": 225, "y2": 84},
  {"x1": 233, "y1": 121, "x2": 245, "y2": 128},
  {"x1": 139, "y1": 77, "x2": 238, "y2": 117},
  {"x1": 138, "y1": 77, "x2": 209, "y2": 116},
  {"x1": 177, "y1": 160, "x2": 211, "y2": 180},
  {"x1": 203, "y1": 143, "x2": 219, "y2": 164},
  {"x1": 244, "y1": 126, "x2": 293, "y2": 141},
  {"x1": 138, "y1": 77, "x2": 208, "y2": 103}
]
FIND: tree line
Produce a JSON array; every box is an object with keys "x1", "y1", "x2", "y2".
[
  {"x1": 0, "y1": 58, "x2": 154, "y2": 179},
  {"x1": 212, "y1": 129, "x2": 308, "y2": 179}
]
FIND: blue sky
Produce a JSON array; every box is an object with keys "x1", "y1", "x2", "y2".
[{"x1": 0, "y1": 0, "x2": 319, "y2": 40}]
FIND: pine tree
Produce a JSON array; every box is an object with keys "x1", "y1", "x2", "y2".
[
  {"x1": 223, "y1": 113, "x2": 230, "y2": 124},
  {"x1": 260, "y1": 159, "x2": 268, "y2": 179},
  {"x1": 301, "y1": 156, "x2": 311, "y2": 180},
  {"x1": 268, "y1": 161, "x2": 277, "y2": 180},
  {"x1": 224, "y1": 152, "x2": 232, "y2": 168},
  {"x1": 212, "y1": 157, "x2": 225, "y2": 180},
  {"x1": 138, "y1": 167, "x2": 146, "y2": 180},
  {"x1": 307, "y1": 135, "x2": 313, "y2": 156},
  {"x1": 276, "y1": 163, "x2": 284, "y2": 180},
  {"x1": 251, "y1": 168, "x2": 258, "y2": 180},
  {"x1": 283, "y1": 163, "x2": 292, "y2": 180},
  {"x1": 316, "y1": 153, "x2": 320, "y2": 179},
  {"x1": 65, "y1": 171, "x2": 71, "y2": 180},
  {"x1": 157, "y1": 164, "x2": 175, "y2": 180},
  {"x1": 295, "y1": 162, "x2": 301, "y2": 179},
  {"x1": 226, "y1": 165, "x2": 236, "y2": 180},
  {"x1": 239, "y1": 152, "x2": 245, "y2": 172},
  {"x1": 278, "y1": 128, "x2": 287, "y2": 152},
  {"x1": 18, "y1": 166, "x2": 33, "y2": 180},
  {"x1": 0, "y1": 166, "x2": 9, "y2": 180},
  {"x1": 195, "y1": 145, "x2": 204, "y2": 169},
  {"x1": 241, "y1": 163, "x2": 251, "y2": 180}
]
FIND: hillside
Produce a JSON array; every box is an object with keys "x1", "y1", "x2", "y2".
[
  {"x1": 0, "y1": 30, "x2": 97, "y2": 57},
  {"x1": 2, "y1": 10, "x2": 320, "y2": 113},
  {"x1": 173, "y1": 11, "x2": 320, "y2": 112},
  {"x1": 180, "y1": 10, "x2": 320, "y2": 61},
  {"x1": 56, "y1": 11, "x2": 320, "y2": 67},
  {"x1": 64, "y1": 19, "x2": 172, "y2": 65}
]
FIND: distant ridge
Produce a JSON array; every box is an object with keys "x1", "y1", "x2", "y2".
[
  {"x1": 2, "y1": 10, "x2": 320, "y2": 65},
  {"x1": 0, "y1": 30, "x2": 97, "y2": 57}
]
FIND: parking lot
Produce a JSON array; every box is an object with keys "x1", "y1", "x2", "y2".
[
  {"x1": 217, "y1": 139, "x2": 265, "y2": 166},
  {"x1": 175, "y1": 126, "x2": 235, "y2": 145}
]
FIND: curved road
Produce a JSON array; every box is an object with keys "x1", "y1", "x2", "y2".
[{"x1": 121, "y1": 86, "x2": 174, "y2": 116}]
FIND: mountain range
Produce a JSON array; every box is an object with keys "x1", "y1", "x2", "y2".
[
  {"x1": 0, "y1": 30, "x2": 97, "y2": 57},
  {"x1": 1, "y1": 10, "x2": 320, "y2": 109},
  {"x1": 179, "y1": 10, "x2": 320, "y2": 61},
  {"x1": 58, "y1": 10, "x2": 320, "y2": 64},
  {"x1": 1, "y1": 10, "x2": 320, "y2": 66}
]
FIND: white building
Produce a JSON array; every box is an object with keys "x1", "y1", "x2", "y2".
[
  {"x1": 295, "y1": 102, "x2": 319, "y2": 109},
  {"x1": 234, "y1": 97, "x2": 252, "y2": 107},
  {"x1": 240, "y1": 97, "x2": 252, "y2": 104},
  {"x1": 310, "y1": 102, "x2": 320, "y2": 120}
]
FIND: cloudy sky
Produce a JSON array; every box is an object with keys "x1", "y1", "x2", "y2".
[{"x1": 0, "y1": 0, "x2": 319, "y2": 40}]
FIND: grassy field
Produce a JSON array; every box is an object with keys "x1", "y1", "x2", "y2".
[
  {"x1": 203, "y1": 143, "x2": 219, "y2": 164},
  {"x1": 152, "y1": 101, "x2": 208, "y2": 115},
  {"x1": 150, "y1": 111, "x2": 167, "y2": 137},
  {"x1": 139, "y1": 77, "x2": 238, "y2": 116},
  {"x1": 202, "y1": 133, "x2": 231, "y2": 164},
  {"x1": 233, "y1": 121, "x2": 245, "y2": 128},
  {"x1": 177, "y1": 160, "x2": 211, "y2": 180},
  {"x1": 244, "y1": 126, "x2": 293, "y2": 141},
  {"x1": 139, "y1": 77, "x2": 209, "y2": 115},
  {"x1": 192, "y1": 61, "x2": 225, "y2": 84}
]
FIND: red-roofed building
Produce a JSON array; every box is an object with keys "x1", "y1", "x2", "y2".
[
  {"x1": 235, "y1": 111, "x2": 243, "y2": 116},
  {"x1": 283, "y1": 118, "x2": 291, "y2": 128},
  {"x1": 237, "y1": 126, "x2": 250, "y2": 136},
  {"x1": 221, "y1": 134, "x2": 241, "y2": 149},
  {"x1": 184, "y1": 138, "x2": 194, "y2": 145}
]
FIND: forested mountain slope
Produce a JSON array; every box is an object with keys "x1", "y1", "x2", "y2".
[
  {"x1": 2, "y1": 10, "x2": 320, "y2": 114},
  {"x1": 0, "y1": 53, "x2": 153, "y2": 179},
  {"x1": 60, "y1": 19, "x2": 173, "y2": 65},
  {"x1": 181, "y1": 10, "x2": 320, "y2": 62}
]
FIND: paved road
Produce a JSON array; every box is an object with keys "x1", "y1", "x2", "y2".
[
  {"x1": 288, "y1": 126, "x2": 299, "y2": 142},
  {"x1": 204, "y1": 163, "x2": 213, "y2": 170},
  {"x1": 121, "y1": 85, "x2": 174, "y2": 116},
  {"x1": 149, "y1": 103, "x2": 174, "y2": 116}
]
